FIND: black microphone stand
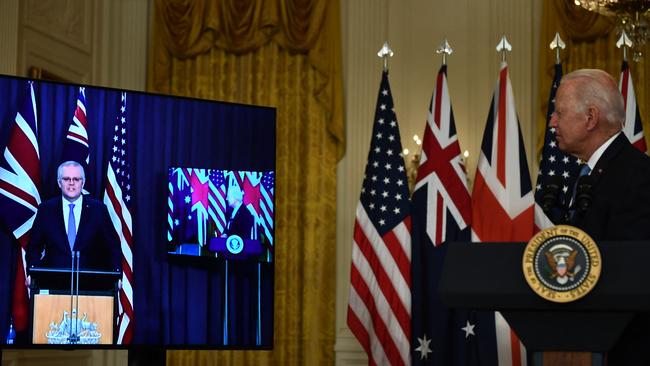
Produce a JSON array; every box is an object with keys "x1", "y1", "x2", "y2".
[{"x1": 67, "y1": 251, "x2": 80, "y2": 344}]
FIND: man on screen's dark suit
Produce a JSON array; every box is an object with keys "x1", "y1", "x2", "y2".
[
  {"x1": 223, "y1": 185, "x2": 254, "y2": 239},
  {"x1": 550, "y1": 69, "x2": 650, "y2": 365},
  {"x1": 26, "y1": 161, "x2": 121, "y2": 277}
]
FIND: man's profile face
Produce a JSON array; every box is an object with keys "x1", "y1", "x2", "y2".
[
  {"x1": 58, "y1": 165, "x2": 84, "y2": 201},
  {"x1": 549, "y1": 81, "x2": 588, "y2": 158},
  {"x1": 227, "y1": 190, "x2": 240, "y2": 208}
]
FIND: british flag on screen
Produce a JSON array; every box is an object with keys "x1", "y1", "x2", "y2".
[
  {"x1": 619, "y1": 60, "x2": 647, "y2": 152},
  {"x1": 103, "y1": 92, "x2": 134, "y2": 344},
  {"x1": 347, "y1": 70, "x2": 412, "y2": 365},
  {"x1": 227, "y1": 171, "x2": 275, "y2": 246},
  {"x1": 61, "y1": 87, "x2": 90, "y2": 195},
  {"x1": 0, "y1": 81, "x2": 41, "y2": 334},
  {"x1": 61, "y1": 87, "x2": 90, "y2": 167},
  {"x1": 471, "y1": 62, "x2": 533, "y2": 366}
]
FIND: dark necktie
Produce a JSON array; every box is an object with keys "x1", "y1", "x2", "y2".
[
  {"x1": 68, "y1": 203, "x2": 76, "y2": 250},
  {"x1": 567, "y1": 164, "x2": 591, "y2": 223},
  {"x1": 571, "y1": 165, "x2": 591, "y2": 203}
]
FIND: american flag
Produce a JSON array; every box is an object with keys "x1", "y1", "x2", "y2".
[
  {"x1": 534, "y1": 63, "x2": 581, "y2": 230},
  {"x1": 471, "y1": 62, "x2": 533, "y2": 366},
  {"x1": 619, "y1": 60, "x2": 647, "y2": 152},
  {"x1": 411, "y1": 64, "x2": 492, "y2": 365},
  {"x1": 347, "y1": 70, "x2": 412, "y2": 365},
  {"x1": 0, "y1": 81, "x2": 41, "y2": 333},
  {"x1": 103, "y1": 92, "x2": 134, "y2": 344},
  {"x1": 208, "y1": 169, "x2": 228, "y2": 237}
]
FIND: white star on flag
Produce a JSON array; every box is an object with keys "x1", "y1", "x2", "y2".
[
  {"x1": 461, "y1": 320, "x2": 476, "y2": 338},
  {"x1": 415, "y1": 334, "x2": 433, "y2": 360}
]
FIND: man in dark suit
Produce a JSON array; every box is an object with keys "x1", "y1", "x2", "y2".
[
  {"x1": 550, "y1": 69, "x2": 650, "y2": 365},
  {"x1": 223, "y1": 185, "x2": 254, "y2": 239},
  {"x1": 26, "y1": 161, "x2": 121, "y2": 277}
]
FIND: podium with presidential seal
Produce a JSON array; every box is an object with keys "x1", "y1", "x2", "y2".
[{"x1": 440, "y1": 225, "x2": 650, "y2": 365}]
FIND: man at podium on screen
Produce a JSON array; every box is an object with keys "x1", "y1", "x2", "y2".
[
  {"x1": 25, "y1": 160, "x2": 121, "y2": 282},
  {"x1": 222, "y1": 184, "x2": 254, "y2": 239},
  {"x1": 549, "y1": 69, "x2": 650, "y2": 364}
]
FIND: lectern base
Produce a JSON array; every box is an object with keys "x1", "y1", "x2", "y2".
[{"x1": 531, "y1": 351, "x2": 604, "y2": 366}]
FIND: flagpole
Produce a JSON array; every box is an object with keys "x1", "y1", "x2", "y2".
[
  {"x1": 617, "y1": 30, "x2": 633, "y2": 62},
  {"x1": 436, "y1": 39, "x2": 453, "y2": 66},
  {"x1": 377, "y1": 42, "x2": 394, "y2": 71},
  {"x1": 550, "y1": 32, "x2": 566, "y2": 64},
  {"x1": 496, "y1": 35, "x2": 512, "y2": 63}
]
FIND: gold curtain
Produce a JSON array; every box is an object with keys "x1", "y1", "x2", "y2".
[
  {"x1": 148, "y1": 0, "x2": 344, "y2": 364},
  {"x1": 537, "y1": 0, "x2": 650, "y2": 156}
]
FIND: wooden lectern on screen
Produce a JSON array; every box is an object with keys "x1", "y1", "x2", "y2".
[{"x1": 29, "y1": 266, "x2": 120, "y2": 345}]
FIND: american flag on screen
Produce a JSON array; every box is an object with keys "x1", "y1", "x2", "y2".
[
  {"x1": 534, "y1": 63, "x2": 582, "y2": 230},
  {"x1": 103, "y1": 92, "x2": 134, "y2": 344},
  {"x1": 471, "y1": 62, "x2": 532, "y2": 366},
  {"x1": 347, "y1": 70, "x2": 412, "y2": 365},
  {"x1": 619, "y1": 60, "x2": 647, "y2": 152},
  {"x1": 208, "y1": 169, "x2": 228, "y2": 236},
  {"x1": 0, "y1": 81, "x2": 41, "y2": 333}
]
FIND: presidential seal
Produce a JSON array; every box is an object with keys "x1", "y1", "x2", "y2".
[
  {"x1": 522, "y1": 225, "x2": 601, "y2": 303},
  {"x1": 226, "y1": 235, "x2": 245, "y2": 254}
]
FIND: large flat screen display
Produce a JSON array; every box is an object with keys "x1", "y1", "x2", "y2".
[{"x1": 0, "y1": 75, "x2": 275, "y2": 348}]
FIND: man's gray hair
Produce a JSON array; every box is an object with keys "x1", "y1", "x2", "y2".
[
  {"x1": 57, "y1": 161, "x2": 86, "y2": 181},
  {"x1": 561, "y1": 69, "x2": 625, "y2": 128}
]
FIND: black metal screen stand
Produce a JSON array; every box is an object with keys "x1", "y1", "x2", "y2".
[{"x1": 128, "y1": 348, "x2": 165, "y2": 366}]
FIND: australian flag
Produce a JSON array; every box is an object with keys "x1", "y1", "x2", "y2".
[{"x1": 411, "y1": 65, "x2": 497, "y2": 364}]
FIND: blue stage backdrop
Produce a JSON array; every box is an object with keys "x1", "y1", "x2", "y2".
[{"x1": 0, "y1": 75, "x2": 275, "y2": 348}]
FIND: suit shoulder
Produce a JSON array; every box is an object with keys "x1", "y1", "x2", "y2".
[
  {"x1": 39, "y1": 197, "x2": 61, "y2": 209},
  {"x1": 624, "y1": 144, "x2": 650, "y2": 168},
  {"x1": 83, "y1": 196, "x2": 105, "y2": 207}
]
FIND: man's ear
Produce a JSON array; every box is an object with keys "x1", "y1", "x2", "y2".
[{"x1": 585, "y1": 105, "x2": 599, "y2": 131}]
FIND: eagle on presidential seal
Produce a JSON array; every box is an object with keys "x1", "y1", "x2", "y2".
[{"x1": 544, "y1": 243, "x2": 582, "y2": 285}]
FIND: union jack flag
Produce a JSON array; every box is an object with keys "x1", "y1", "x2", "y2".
[
  {"x1": 471, "y1": 62, "x2": 532, "y2": 366},
  {"x1": 227, "y1": 171, "x2": 275, "y2": 248},
  {"x1": 619, "y1": 60, "x2": 647, "y2": 152},
  {"x1": 61, "y1": 87, "x2": 90, "y2": 194},
  {"x1": 103, "y1": 92, "x2": 134, "y2": 344},
  {"x1": 61, "y1": 87, "x2": 90, "y2": 166},
  {"x1": 0, "y1": 81, "x2": 41, "y2": 333},
  {"x1": 411, "y1": 64, "x2": 491, "y2": 365},
  {"x1": 347, "y1": 70, "x2": 412, "y2": 365}
]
